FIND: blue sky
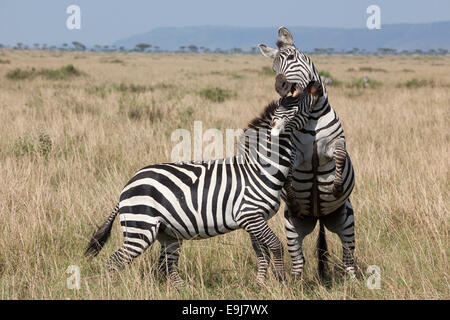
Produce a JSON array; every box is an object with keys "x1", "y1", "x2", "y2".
[{"x1": 1, "y1": 0, "x2": 450, "y2": 46}]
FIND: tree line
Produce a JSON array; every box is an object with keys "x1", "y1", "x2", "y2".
[{"x1": 2, "y1": 42, "x2": 448, "y2": 55}]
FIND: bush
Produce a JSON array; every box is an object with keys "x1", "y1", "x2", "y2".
[
  {"x1": 404, "y1": 78, "x2": 434, "y2": 88},
  {"x1": 113, "y1": 83, "x2": 150, "y2": 93},
  {"x1": 6, "y1": 68, "x2": 36, "y2": 80},
  {"x1": 12, "y1": 133, "x2": 53, "y2": 158},
  {"x1": 38, "y1": 64, "x2": 81, "y2": 80},
  {"x1": 6, "y1": 65, "x2": 83, "y2": 80},
  {"x1": 348, "y1": 77, "x2": 382, "y2": 89},
  {"x1": 319, "y1": 70, "x2": 342, "y2": 86},
  {"x1": 198, "y1": 87, "x2": 235, "y2": 102},
  {"x1": 359, "y1": 66, "x2": 388, "y2": 72}
]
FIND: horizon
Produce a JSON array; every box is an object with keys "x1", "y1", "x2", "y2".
[{"x1": 1, "y1": 0, "x2": 450, "y2": 47}]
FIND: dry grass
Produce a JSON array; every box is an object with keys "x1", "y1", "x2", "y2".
[{"x1": 0, "y1": 50, "x2": 448, "y2": 299}]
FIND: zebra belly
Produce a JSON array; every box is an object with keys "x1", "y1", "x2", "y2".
[
  {"x1": 291, "y1": 115, "x2": 353, "y2": 217},
  {"x1": 118, "y1": 162, "x2": 242, "y2": 241}
]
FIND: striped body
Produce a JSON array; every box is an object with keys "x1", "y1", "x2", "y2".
[
  {"x1": 259, "y1": 26, "x2": 356, "y2": 278},
  {"x1": 85, "y1": 84, "x2": 320, "y2": 286},
  {"x1": 288, "y1": 95, "x2": 355, "y2": 217}
]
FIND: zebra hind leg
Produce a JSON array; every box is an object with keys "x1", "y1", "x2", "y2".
[
  {"x1": 284, "y1": 208, "x2": 317, "y2": 279},
  {"x1": 107, "y1": 222, "x2": 160, "y2": 272},
  {"x1": 157, "y1": 239, "x2": 185, "y2": 287},
  {"x1": 322, "y1": 201, "x2": 356, "y2": 279}
]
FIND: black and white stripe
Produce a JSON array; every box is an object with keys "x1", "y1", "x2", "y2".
[
  {"x1": 85, "y1": 84, "x2": 320, "y2": 286},
  {"x1": 259, "y1": 27, "x2": 356, "y2": 278}
]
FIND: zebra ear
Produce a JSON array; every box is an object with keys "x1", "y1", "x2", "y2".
[
  {"x1": 278, "y1": 27, "x2": 294, "y2": 46},
  {"x1": 258, "y1": 44, "x2": 278, "y2": 59}
]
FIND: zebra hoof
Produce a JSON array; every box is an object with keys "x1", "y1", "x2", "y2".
[{"x1": 345, "y1": 267, "x2": 356, "y2": 280}]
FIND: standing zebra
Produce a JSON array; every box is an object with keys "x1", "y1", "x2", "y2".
[
  {"x1": 258, "y1": 27, "x2": 356, "y2": 279},
  {"x1": 85, "y1": 81, "x2": 323, "y2": 287}
]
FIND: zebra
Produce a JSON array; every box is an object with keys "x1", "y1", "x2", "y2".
[
  {"x1": 258, "y1": 26, "x2": 356, "y2": 279},
  {"x1": 84, "y1": 81, "x2": 323, "y2": 287}
]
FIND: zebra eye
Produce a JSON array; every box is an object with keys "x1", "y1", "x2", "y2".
[{"x1": 287, "y1": 54, "x2": 295, "y2": 60}]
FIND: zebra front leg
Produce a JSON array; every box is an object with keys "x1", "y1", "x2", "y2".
[
  {"x1": 157, "y1": 239, "x2": 185, "y2": 287},
  {"x1": 331, "y1": 138, "x2": 347, "y2": 197},
  {"x1": 249, "y1": 234, "x2": 271, "y2": 287},
  {"x1": 323, "y1": 201, "x2": 356, "y2": 278},
  {"x1": 242, "y1": 216, "x2": 285, "y2": 286},
  {"x1": 284, "y1": 208, "x2": 317, "y2": 279}
]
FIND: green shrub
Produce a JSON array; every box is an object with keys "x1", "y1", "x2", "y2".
[
  {"x1": 319, "y1": 70, "x2": 342, "y2": 86},
  {"x1": 404, "y1": 78, "x2": 434, "y2": 88},
  {"x1": 359, "y1": 66, "x2": 388, "y2": 72},
  {"x1": 113, "y1": 83, "x2": 150, "y2": 93},
  {"x1": 348, "y1": 77, "x2": 382, "y2": 89},
  {"x1": 38, "y1": 133, "x2": 52, "y2": 159},
  {"x1": 38, "y1": 64, "x2": 81, "y2": 80},
  {"x1": 6, "y1": 65, "x2": 83, "y2": 80},
  {"x1": 13, "y1": 135, "x2": 35, "y2": 156},
  {"x1": 198, "y1": 87, "x2": 235, "y2": 102},
  {"x1": 6, "y1": 68, "x2": 36, "y2": 80}
]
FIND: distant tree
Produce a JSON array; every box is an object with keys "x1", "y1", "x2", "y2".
[
  {"x1": 119, "y1": 46, "x2": 125, "y2": 52},
  {"x1": 231, "y1": 47, "x2": 242, "y2": 54},
  {"x1": 179, "y1": 46, "x2": 186, "y2": 52},
  {"x1": 314, "y1": 48, "x2": 327, "y2": 54},
  {"x1": 414, "y1": 49, "x2": 423, "y2": 54},
  {"x1": 0, "y1": 43, "x2": 3, "y2": 48},
  {"x1": 33, "y1": 43, "x2": 40, "y2": 50},
  {"x1": 377, "y1": 47, "x2": 396, "y2": 54},
  {"x1": 135, "y1": 43, "x2": 151, "y2": 52},
  {"x1": 214, "y1": 48, "x2": 222, "y2": 54},
  {"x1": 16, "y1": 42, "x2": 23, "y2": 49},
  {"x1": 250, "y1": 47, "x2": 257, "y2": 54},
  {"x1": 72, "y1": 41, "x2": 86, "y2": 51},
  {"x1": 326, "y1": 48, "x2": 335, "y2": 54},
  {"x1": 438, "y1": 48, "x2": 448, "y2": 55},
  {"x1": 428, "y1": 49, "x2": 437, "y2": 55},
  {"x1": 188, "y1": 45, "x2": 198, "y2": 53}
]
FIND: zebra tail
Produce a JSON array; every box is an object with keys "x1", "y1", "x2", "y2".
[
  {"x1": 84, "y1": 203, "x2": 119, "y2": 257},
  {"x1": 317, "y1": 219, "x2": 328, "y2": 279}
]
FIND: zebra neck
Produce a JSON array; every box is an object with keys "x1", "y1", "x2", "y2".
[{"x1": 241, "y1": 128, "x2": 294, "y2": 183}]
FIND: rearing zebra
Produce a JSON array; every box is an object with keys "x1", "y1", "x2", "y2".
[
  {"x1": 85, "y1": 81, "x2": 323, "y2": 286},
  {"x1": 258, "y1": 27, "x2": 356, "y2": 279}
]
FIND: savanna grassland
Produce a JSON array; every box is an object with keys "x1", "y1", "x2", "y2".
[{"x1": 0, "y1": 49, "x2": 448, "y2": 299}]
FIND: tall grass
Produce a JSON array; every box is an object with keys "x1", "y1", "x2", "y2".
[{"x1": 0, "y1": 51, "x2": 448, "y2": 300}]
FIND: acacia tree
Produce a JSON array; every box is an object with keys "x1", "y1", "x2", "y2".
[
  {"x1": 72, "y1": 41, "x2": 86, "y2": 51},
  {"x1": 135, "y1": 43, "x2": 151, "y2": 52},
  {"x1": 187, "y1": 45, "x2": 198, "y2": 53}
]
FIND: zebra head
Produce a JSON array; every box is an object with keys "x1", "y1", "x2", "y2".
[
  {"x1": 270, "y1": 80, "x2": 323, "y2": 137},
  {"x1": 258, "y1": 27, "x2": 321, "y2": 98}
]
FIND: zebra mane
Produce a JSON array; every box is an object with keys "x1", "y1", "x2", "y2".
[{"x1": 245, "y1": 101, "x2": 278, "y2": 131}]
